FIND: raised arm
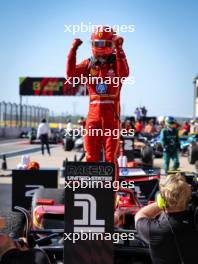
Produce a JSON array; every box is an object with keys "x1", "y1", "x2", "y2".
[
  {"x1": 114, "y1": 36, "x2": 129, "y2": 78},
  {"x1": 66, "y1": 39, "x2": 89, "y2": 78}
]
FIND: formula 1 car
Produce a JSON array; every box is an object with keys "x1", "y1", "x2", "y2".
[
  {"x1": 29, "y1": 128, "x2": 63, "y2": 144},
  {"x1": 188, "y1": 142, "x2": 198, "y2": 164},
  {"x1": 3, "y1": 162, "x2": 160, "y2": 263},
  {"x1": 62, "y1": 128, "x2": 84, "y2": 153},
  {"x1": 5, "y1": 169, "x2": 198, "y2": 264},
  {"x1": 148, "y1": 134, "x2": 163, "y2": 158},
  {"x1": 28, "y1": 128, "x2": 37, "y2": 143},
  {"x1": 179, "y1": 135, "x2": 189, "y2": 154},
  {"x1": 121, "y1": 135, "x2": 154, "y2": 165},
  {"x1": 63, "y1": 131, "x2": 154, "y2": 166},
  {"x1": 179, "y1": 134, "x2": 198, "y2": 164},
  {"x1": 27, "y1": 161, "x2": 160, "y2": 231},
  {"x1": 147, "y1": 133, "x2": 198, "y2": 161},
  {"x1": 6, "y1": 206, "x2": 151, "y2": 264},
  {"x1": 30, "y1": 162, "x2": 160, "y2": 230}
]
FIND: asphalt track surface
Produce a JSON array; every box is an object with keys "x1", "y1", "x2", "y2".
[
  {"x1": 0, "y1": 139, "x2": 58, "y2": 221},
  {"x1": 0, "y1": 184, "x2": 11, "y2": 209},
  {"x1": 0, "y1": 138, "x2": 77, "y2": 210},
  {"x1": 0, "y1": 138, "x2": 57, "y2": 159}
]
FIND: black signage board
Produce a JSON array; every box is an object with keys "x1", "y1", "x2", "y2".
[
  {"x1": 12, "y1": 169, "x2": 58, "y2": 210},
  {"x1": 119, "y1": 168, "x2": 159, "y2": 204},
  {"x1": 19, "y1": 77, "x2": 88, "y2": 96},
  {"x1": 64, "y1": 162, "x2": 115, "y2": 264}
]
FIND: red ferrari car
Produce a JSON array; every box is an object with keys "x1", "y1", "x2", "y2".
[{"x1": 32, "y1": 162, "x2": 160, "y2": 231}]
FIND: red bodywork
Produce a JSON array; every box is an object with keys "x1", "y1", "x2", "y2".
[
  {"x1": 33, "y1": 204, "x2": 64, "y2": 230},
  {"x1": 33, "y1": 162, "x2": 160, "y2": 230},
  {"x1": 114, "y1": 188, "x2": 141, "y2": 227},
  {"x1": 33, "y1": 193, "x2": 140, "y2": 230}
]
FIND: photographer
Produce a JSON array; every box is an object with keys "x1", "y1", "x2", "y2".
[{"x1": 135, "y1": 173, "x2": 198, "y2": 264}]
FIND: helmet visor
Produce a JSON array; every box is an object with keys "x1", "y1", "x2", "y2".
[{"x1": 92, "y1": 40, "x2": 114, "y2": 48}]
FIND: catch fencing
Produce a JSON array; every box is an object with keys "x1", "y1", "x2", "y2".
[{"x1": 0, "y1": 101, "x2": 49, "y2": 128}]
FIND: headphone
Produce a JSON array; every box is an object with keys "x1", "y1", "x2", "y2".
[{"x1": 156, "y1": 192, "x2": 167, "y2": 209}]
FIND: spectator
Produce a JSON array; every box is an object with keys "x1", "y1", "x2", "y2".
[
  {"x1": 156, "y1": 119, "x2": 165, "y2": 133},
  {"x1": 37, "y1": 119, "x2": 51, "y2": 156},
  {"x1": 78, "y1": 117, "x2": 86, "y2": 132},
  {"x1": 135, "y1": 119, "x2": 143, "y2": 135},
  {"x1": 182, "y1": 121, "x2": 190, "y2": 135},
  {"x1": 143, "y1": 120, "x2": 155, "y2": 136},
  {"x1": 66, "y1": 119, "x2": 73, "y2": 131},
  {"x1": 135, "y1": 173, "x2": 198, "y2": 264},
  {"x1": 135, "y1": 107, "x2": 141, "y2": 121},
  {"x1": 79, "y1": 117, "x2": 86, "y2": 128},
  {"x1": 124, "y1": 119, "x2": 132, "y2": 131},
  {"x1": 141, "y1": 106, "x2": 147, "y2": 117}
]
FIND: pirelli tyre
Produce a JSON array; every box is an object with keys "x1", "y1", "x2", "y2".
[
  {"x1": 63, "y1": 135, "x2": 74, "y2": 151},
  {"x1": 188, "y1": 143, "x2": 198, "y2": 164},
  {"x1": 141, "y1": 146, "x2": 153, "y2": 166},
  {"x1": 154, "y1": 143, "x2": 163, "y2": 158}
]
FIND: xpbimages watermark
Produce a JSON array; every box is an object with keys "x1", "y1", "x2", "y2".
[
  {"x1": 64, "y1": 231, "x2": 135, "y2": 244},
  {"x1": 64, "y1": 127, "x2": 135, "y2": 140},
  {"x1": 64, "y1": 179, "x2": 135, "y2": 192},
  {"x1": 64, "y1": 22, "x2": 135, "y2": 35},
  {"x1": 64, "y1": 75, "x2": 135, "y2": 88}
]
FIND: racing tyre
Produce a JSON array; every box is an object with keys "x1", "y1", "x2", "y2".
[
  {"x1": 2, "y1": 211, "x2": 25, "y2": 238},
  {"x1": 195, "y1": 160, "x2": 198, "y2": 174},
  {"x1": 188, "y1": 143, "x2": 198, "y2": 164},
  {"x1": 141, "y1": 146, "x2": 153, "y2": 166},
  {"x1": 154, "y1": 143, "x2": 163, "y2": 158},
  {"x1": 53, "y1": 137, "x2": 58, "y2": 144},
  {"x1": 63, "y1": 136, "x2": 74, "y2": 151}
]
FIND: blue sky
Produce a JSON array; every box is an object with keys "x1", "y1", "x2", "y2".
[{"x1": 0, "y1": 0, "x2": 197, "y2": 117}]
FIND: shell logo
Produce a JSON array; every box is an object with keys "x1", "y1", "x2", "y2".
[
  {"x1": 98, "y1": 32, "x2": 103, "y2": 38},
  {"x1": 90, "y1": 68, "x2": 98, "y2": 76}
]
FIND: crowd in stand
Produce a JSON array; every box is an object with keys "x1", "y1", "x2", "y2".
[{"x1": 122, "y1": 116, "x2": 192, "y2": 138}]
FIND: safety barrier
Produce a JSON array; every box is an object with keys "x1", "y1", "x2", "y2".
[{"x1": 0, "y1": 101, "x2": 49, "y2": 128}]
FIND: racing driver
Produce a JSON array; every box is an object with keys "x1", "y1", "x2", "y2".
[{"x1": 66, "y1": 26, "x2": 129, "y2": 179}]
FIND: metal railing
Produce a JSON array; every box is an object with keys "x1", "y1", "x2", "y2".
[{"x1": 0, "y1": 101, "x2": 49, "y2": 128}]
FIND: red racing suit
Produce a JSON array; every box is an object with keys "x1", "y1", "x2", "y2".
[{"x1": 67, "y1": 45, "x2": 129, "y2": 179}]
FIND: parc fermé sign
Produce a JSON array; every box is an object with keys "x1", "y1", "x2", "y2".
[
  {"x1": 64, "y1": 162, "x2": 115, "y2": 264},
  {"x1": 19, "y1": 77, "x2": 88, "y2": 96}
]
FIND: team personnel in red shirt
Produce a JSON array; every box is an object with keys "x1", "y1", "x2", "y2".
[
  {"x1": 66, "y1": 26, "x2": 129, "y2": 179},
  {"x1": 135, "y1": 120, "x2": 143, "y2": 135},
  {"x1": 182, "y1": 121, "x2": 190, "y2": 135}
]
